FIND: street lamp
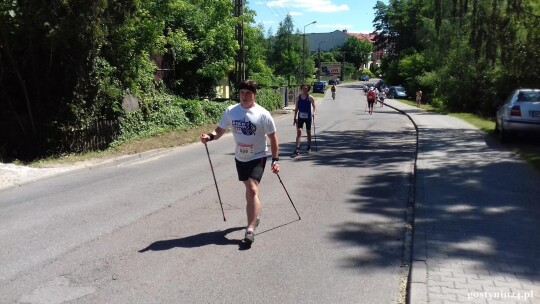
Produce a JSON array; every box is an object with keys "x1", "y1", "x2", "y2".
[
  {"x1": 317, "y1": 40, "x2": 326, "y2": 81},
  {"x1": 302, "y1": 21, "x2": 316, "y2": 83}
]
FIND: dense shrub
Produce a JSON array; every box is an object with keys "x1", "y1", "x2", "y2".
[
  {"x1": 200, "y1": 100, "x2": 233, "y2": 123},
  {"x1": 115, "y1": 95, "x2": 190, "y2": 144},
  {"x1": 429, "y1": 97, "x2": 447, "y2": 111},
  {"x1": 175, "y1": 98, "x2": 234, "y2": 126},
  {"x1": 176, "y1": 99, "x2": 207, "y2": 126},
  {"x1": 113, "y1": 91, "x2": 235, "y2": 146},
  {"x1": 256, "y1": 88, "x2": 282, "y2": 111}
]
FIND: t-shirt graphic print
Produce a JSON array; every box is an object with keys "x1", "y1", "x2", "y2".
[
  {"x1": 233, "y1": 119, "x2": 257, "y2": 136},
  {"x1": 219, "y1": 103, "x2": 276, "y2": 162}
]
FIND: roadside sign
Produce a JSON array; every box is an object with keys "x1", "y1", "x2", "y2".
[{"x1": 321, "y1": 62, "x2": 341, "y2": 77}]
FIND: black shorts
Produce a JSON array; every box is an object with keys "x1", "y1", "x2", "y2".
[
  {"x1": 297, "y1": 118, "x2": 312, "y2": 130},
  {"x1": 235, "y1": 157, "x2": 267, "y2": 182}
]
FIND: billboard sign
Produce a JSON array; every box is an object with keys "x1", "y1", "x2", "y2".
[{"x1": 320, "y1": 62, "x2": 341, "y2": 77}]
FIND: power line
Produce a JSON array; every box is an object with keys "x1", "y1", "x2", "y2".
[
  {"x1": 274, "y1": 0, "x2": 290, "y2": 19},
  {"x1": 259, "y1": 0, "x2": 283, "y2": 19},
  {"x1": 260, "y1": 0, "x2": 288, "y2": 23}
]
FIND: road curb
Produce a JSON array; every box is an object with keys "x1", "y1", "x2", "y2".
[
  {"x1": 382, "y1": 101, "x2": 427, "y2": 304},
  {"x1": 0, "y1": 148, "x2": 173, "y2": 191}
]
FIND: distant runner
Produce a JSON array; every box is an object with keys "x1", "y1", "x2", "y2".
[
  {"x1": 367, "y1": 87, "x2": 376, "y2": 114},
  {"x1": 293, "y1": 83, "x2": 317, "y2": 156}
]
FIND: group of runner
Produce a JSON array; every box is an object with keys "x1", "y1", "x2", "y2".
[{"x1": 366, "y1": 86, "x2": 386, "y2": 114}]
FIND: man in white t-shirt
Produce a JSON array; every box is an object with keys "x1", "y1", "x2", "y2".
[{"x1": 200, "y1": 80, "x2": 280, "y2": 245}]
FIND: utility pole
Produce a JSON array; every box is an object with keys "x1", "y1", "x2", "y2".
[
  {"x1": 317, "y1": 41, "x2": 326, "y2": 81},
  {"x1": 341, "y1": 51, "x2": 346, "y2": 82},
  {"x1": 234, "y1": 0, "x2": 245, "y2": 87},
  {"x1": 302, "y1": 21, "x2": 316, "y2": 84},
  {"x1": 318, "y1": 48, "x2": 321, "y2": 81}
]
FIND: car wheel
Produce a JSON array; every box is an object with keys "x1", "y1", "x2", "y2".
[{"x1": 497, "y1": 121, "x2": 511, "y2": 143}]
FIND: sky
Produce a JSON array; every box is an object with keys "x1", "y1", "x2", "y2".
[{"x1": 250, "y1": 0, "x2": 388, "y2": 35}]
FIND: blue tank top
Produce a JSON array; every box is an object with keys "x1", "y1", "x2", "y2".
[{"x1": 297, "y1": 94, "x2": 311, "y2": 119}]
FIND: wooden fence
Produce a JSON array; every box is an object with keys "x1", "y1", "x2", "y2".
[{"x1": 62, "y1": 120, "x2": 120, "y2": 153}]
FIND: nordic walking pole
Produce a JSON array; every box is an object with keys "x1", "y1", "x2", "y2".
[
  {"x1": 204, "y1": 143, "x2": 226, "y2": 221},
  {"x1": 276, "y1": 173, "x2": 301, "y2": 220},
  {"x1": 313, "y1": 115, "x2": 318, "y2": 152}
]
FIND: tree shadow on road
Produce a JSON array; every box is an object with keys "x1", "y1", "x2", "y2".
[
  {"x1": 282, "y1": 128, "x2": 416, "y2": 269},
  {"x1": 412, "y1": 128, "x2": 540, "y2": 279},
  {"x1": 310, "y1": 125, "x2": 540, "y2": 280}
]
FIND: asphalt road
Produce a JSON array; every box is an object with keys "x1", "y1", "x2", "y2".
[{"x1": 0, "y1": 82, "x2": 416, "y2": 304}]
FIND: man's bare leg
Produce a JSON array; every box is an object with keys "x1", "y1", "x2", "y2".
[
  {"x1": 243, "y1": 178, "x2": 261, "y2": 232},
  {"x1": 295, "y1": 128, "x2": 302, "y2": 153}
]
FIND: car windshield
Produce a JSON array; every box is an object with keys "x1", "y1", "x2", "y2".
[
  {"x1": 395, "y1": 87, "x2": 405, "y2": 92},
  {"x1": 517, "y1": 92, "x2": 540, "y2": 102}
]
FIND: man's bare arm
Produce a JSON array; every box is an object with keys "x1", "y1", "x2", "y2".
[{"x1": 200, "y1": 126, "x2": 226, "y2": 143}]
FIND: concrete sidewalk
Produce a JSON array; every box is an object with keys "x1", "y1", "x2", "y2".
[{"x1": 384, "y1": 99, "x2": 540, "y2": 304}]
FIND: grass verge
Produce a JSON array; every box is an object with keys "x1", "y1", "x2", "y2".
[
  {"x1": 30, "y1": 123, "x2": 218, "y2": 168},
  {"x1": 30, "y1": 109, "x2": 292, "y2": 168}
]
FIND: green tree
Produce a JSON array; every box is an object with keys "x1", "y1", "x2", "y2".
[
  {"x1": 314, "y1": 51, "x2": 338, "y2": 63},
  {"x1": 0, "y1": 0, "x2": 127, "y2": 158},
  {"x1": 268, "y1": 14, "x2": 303, "y2": 85},
  {"x1": 342, "y1": 37, "x2": 373, "y2": 70},
  {"x1": 242, "y1": 6, "x2": 277, "y2": 88},
  {"x1": 164, "y1": 0, "x2": 237, "y2": 98},
  {"x1": 0, "y1": 0, "x2": 240, "y2": 160},
  {"x1": 373, "y1": 0, "x2": 540, "y2": 115},
  {"x1": 373, "y1": 0, "x2": 423, "y2": 60}
]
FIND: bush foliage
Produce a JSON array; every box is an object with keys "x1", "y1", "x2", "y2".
[{"x1": 113, "y1": 88, "x2": 280, "y2": 146}]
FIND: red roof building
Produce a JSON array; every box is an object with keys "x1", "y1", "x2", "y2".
[{"x1": 345, "y1": 31, "x2": 384, "y2": 70}]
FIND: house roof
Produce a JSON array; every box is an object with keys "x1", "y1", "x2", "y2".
[
  {"x1": 346, "y1": 32, "x2": 376, "y2": 42},
  {"x1": 306, "y1": 30, "x2": 350, "y2": 53},
  {"x1": 306, "y1": 30, "x2": 376, "y2": 53}
]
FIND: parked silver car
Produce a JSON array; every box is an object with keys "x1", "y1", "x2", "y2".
[
  {"x1": 387, "y1": 86, "x2": 408, "y2": 99},
  {"x1": 496, "y1": 88, "x2": 540, "y2": 142}
]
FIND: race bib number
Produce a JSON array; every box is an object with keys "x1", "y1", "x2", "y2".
[
  {"x1": 236, "y1": 143, "x2": 254, "y2": 160},
  {"x1": 299, "y1": 112, "x2": 309, "y2": 119}
]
